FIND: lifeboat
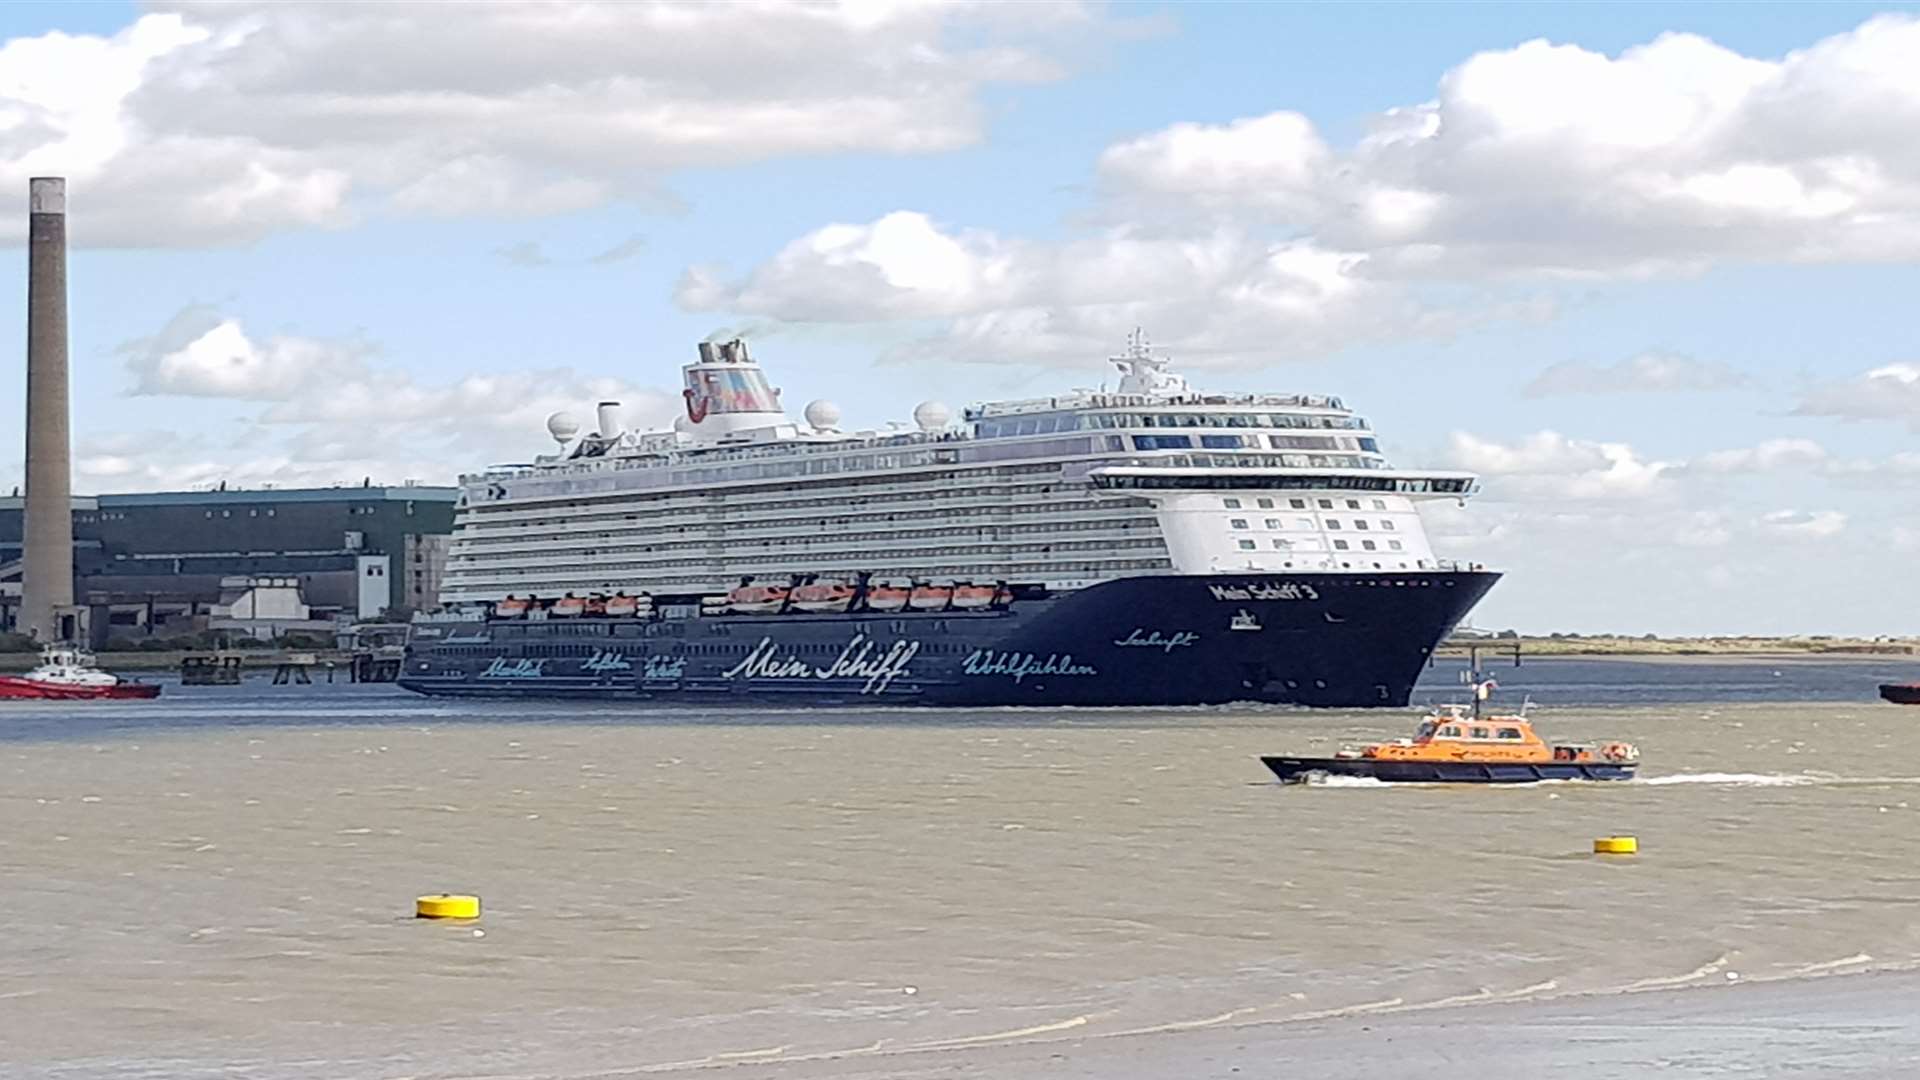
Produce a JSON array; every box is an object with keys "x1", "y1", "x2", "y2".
[
  {"x1": 494, "y1": 595, "x2": 530, "y2": 619},
  {"x1": 992, "y1": 584, "x2": 1015, "y2": 608},
  {"x1": 0, "y1": 646, "x2": 162, "y2": 701},
  {"x1": 864, "y1": 581, "x2": 911, "y2": 613},
  {"x1": 1880, "y1": 683, "x2": 1920, "y2": 705},
  {"x1": 604, "y1": 593, "x2": 641, "y2": 617},
  {"x1": 908, "y1": 582, "x2": 954, "y2": 611},
  {"x1": 583, "y1": 594, "x2": 609, "y2": 616},
  {"x1": 949, "y1": 583, "x2": 998, "y2": 611},
  {"x1": 1261, "y1": 689, "x2": 1638, "y2": 784},
  {"x1": 727, "y1": 583, "x2": 791, "y2": 615},
  {"x1": 550, "y1": 594, "x2": 586, "y2": 618},
  {"x1": 792, "y1": 579, "x2": 857, "y2": 613}
]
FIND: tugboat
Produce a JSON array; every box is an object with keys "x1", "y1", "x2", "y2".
[
  {"x1": 1261, "y1": 680, "x2": 1636, "y2": 783},
  {"x1": 0, "y1": 645, "x2": 163, "y2": 701},
  {"x1": 1880, "y1": 683, "x2": 1920, "y2": 705}
]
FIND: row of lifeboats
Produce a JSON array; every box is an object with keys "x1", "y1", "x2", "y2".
[
  {"x1": 489, "y1": 578, "x2": 1014, "y2": 620},
  {"x1": 706, "y1": 578, "x2": 1012, "y2": 616},
  {"x1": 494, "y1": 592, "x2": 655, "y2": 619}
]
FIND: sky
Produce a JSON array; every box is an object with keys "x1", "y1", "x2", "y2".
[{"x1": 0, "y1": 1, "x2": 1918, "y2": 636}]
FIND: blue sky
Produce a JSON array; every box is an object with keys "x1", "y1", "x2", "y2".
[{"x1": 0, "y1": 2, "x2": 1917, "y2": 634}]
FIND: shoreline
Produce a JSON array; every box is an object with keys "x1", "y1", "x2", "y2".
[{"x1": 684, "y1": 968, "x2": 1920, "y2": 1080}]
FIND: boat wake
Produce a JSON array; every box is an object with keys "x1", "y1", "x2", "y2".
[{"x1": 1639, "y1": 772, "x2": 1920, "y2": 787}]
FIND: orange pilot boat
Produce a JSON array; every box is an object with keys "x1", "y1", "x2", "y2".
[{"x1": 1262, "y1": 682, "x2": 1637, "y2": 784}]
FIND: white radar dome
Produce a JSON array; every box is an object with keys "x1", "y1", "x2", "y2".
[
  {"x1": 546, "y1": 411, "x2": 583, "y2": 444},
  {"x1": 913, "y1": 400, "x2": 952, "y2": 432},
  {"x1": 804, "y1": 399, "x2": 842, "y2": 431}
]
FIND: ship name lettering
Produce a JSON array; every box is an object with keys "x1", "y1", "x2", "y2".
[
  {"x1": 721, "y1": 634, "x2": 920, "y2": 694},
  {"x1": 641, "y1": 656, "x2": 687, "y2": 679},
  {"x1": 481, "y1": 657, "x2": 547, "y2": 678},
  {"x1": 581, "y1": 650, "x2": 633, "y2": 674},
  {"x1": 961, "y1": 649, "x2": 1098, "y2": 683},
  {"x1": 1208, "y1": 582, "x2": 1319, "y2": 602},
  {"x1": 1113, "y1": 629, "x2": 1199, "y2": 653}
]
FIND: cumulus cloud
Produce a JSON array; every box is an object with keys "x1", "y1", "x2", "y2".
[
  {"x1": 681, "y1": 16, "x2": 1920, "y2": 364},
  {"x1": 1523, "y1": 352, "x2": 1750, "y2": 397},
  {"x1": 107, "y1": 309, "x2": 672, "y2": 489},
  {"x1": 1443, "y1": 430, "x2": 1673, "y2": 501},
  {"x1": 1759, "y1": 509, "x2": 1848, "y2": 539},
  {"x1": 1097, "y1": 16, "x2": 1920, "y2": 276},
  {"x1": 1794, "y1": 363, "x2": 1920, "y2": 430},
  {"x1": 0, "y1": 2, "x2": 1106, "y2": 246}
]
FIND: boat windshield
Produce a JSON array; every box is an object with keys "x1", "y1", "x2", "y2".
[{"x1": 1415, "y1": 720, "x2": 1437, "y2": 739}]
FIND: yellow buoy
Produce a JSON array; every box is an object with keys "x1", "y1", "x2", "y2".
[
  {"x1": 1593, "y1": 836, "x2": 1638, "y2": 855},
  {"x1": 416, "y1": 893, "x2": 481, "y2": 919}
]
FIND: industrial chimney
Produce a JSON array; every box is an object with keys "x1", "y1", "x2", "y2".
[{"x1": 20, "y1": 177, "x2": 72, "y2": 642}]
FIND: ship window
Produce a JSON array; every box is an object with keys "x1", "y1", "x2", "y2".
[
  {"x1": 1332, "y1": 539, "x2": 1350, "y2": 550},
  {"x1": 1382, "y1": 520, "x2": 1395, "y2": 530},
  {"x1": 1265, "y1": 518, "x2": 1283, "y2": 529},
  {"x1": 1471, "y1": 727, "x2": 1490, "y2": 739},
  {"x1": 1200, "y1": 434, "x2": 1241, "y2": 449},
  {"x1": 1318, "y1": 499, "x2": 1333, "y2": 509},
  {"x1": 1230, "y1": 518, "x2": 1248, "y2": 529},
  {"x1": 1255, "y1": 498, "x2": 1274, "y2": 508},
  {"x1": 1354, "y1": 520, "x2": 1369, "y2": 530},
  {"x1": 1237, "y1": 539, "x2": 1256, "y2": 551},
  {"x1": 1389, "y1": 540, "x2": 1404, "y2": 551},
  {"x1": 1440, "y1": 725, "x2": 1461, "y2": 737},
  {"x1": 1346, "y1": 499, "x2": 1361, "y2": 509},
  {"x1": 1362, "y1": 540, "x2": 1377, "y2": 551},
  {"x1": 1325, "y1": 519, "x2": 1340, "y2": 529},
  {"x1": 1498, "y1": 728, "x2": 1523, "y2": 740},
  {"x1": 1222, "y1": 498, "x2": 1242, "y2": 509},
  {"x1": 1372, "y1": 499, "x2": 1387, "y2": 510},
  {"x1": 1290, "y1": 498, "x2": 1306, "y2": 509}
]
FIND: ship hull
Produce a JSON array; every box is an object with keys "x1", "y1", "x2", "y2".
[
  {"x1": 399, "y1": 570, "x2": 1497, "y2": 708},
  {"x1": 1261, "y1": 756, "x2": 1635, "y2": 783},
  {"x1": 0, "y1": 678, "x2": 162, "y2": 701},
  {"x1": 1881, "y1": 684, "x2": 1920, "y2": 705}
]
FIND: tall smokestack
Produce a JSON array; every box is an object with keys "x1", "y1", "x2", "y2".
[{"x1": 21, "y1": 177, "x2": 72, "y2": 642}]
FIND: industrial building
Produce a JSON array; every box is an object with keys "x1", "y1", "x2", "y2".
[{"x1": 0, "y1": 485, "x2": 457, "y2": 643}]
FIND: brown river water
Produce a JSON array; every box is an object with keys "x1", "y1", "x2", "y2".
[{"x1": 4, "y1": 661, "x2": 1920, "y2": 1078}]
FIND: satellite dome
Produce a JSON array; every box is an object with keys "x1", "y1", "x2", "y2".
[
  {"x1": 546, "y1": 411, "x2": 582, "y2": 444},
  {"x1": 804, "y1": 399, "x2": 842, "y2": 431},
  {"x1": 913, "y1": 400, "x2": 952, "y2": 432}
]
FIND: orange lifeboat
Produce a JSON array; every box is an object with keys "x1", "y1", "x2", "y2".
[
  {"x1": 583, "y1": 594, "x2": 609, "y2": 617},
  {"x1": 792, "y1": 579, "x2": 857, "y2": 613},
  {"x1": 908, "y1": 582, "x2": 954, "y2": 611},
  {"x1": 949, "y1": 583, "x2": 997, "y2": 611},
  {"x1": 550, "y1": 594, "x2": 586, "y2": 618},
  {"x1": 495, "y1": 595, "x2": 530, "y2": 619},
  {"x1": 1262, "y1": 689, "x2": 1639, "y2": 783},
  {"x1": 727, "y1": 583, "x2": 791, "y2": 614},
  {"x1": 604, "y1": 593, "x2": 640, "y2": 617},
  {"x1": 864, "y1": 581, "x2": 911, "y2": 612}
]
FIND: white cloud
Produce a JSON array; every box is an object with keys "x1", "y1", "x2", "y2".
[
  {"x1": 1795, "y1": 363, "x2": 1920, "y2": 430},
  {"x1": 0, "y1": 2, "x2": 1108, "y2": 246},
  {"x1": 1693, "y1": 437, "x2": 1827, "y2": 474},
  {"x1": 1443, "y1": 430, "x2": 1672, "y2": 501},
  {"x1": 1759, "y1": 509, "x2": 1847, "y2": 539},
  {"x1": 105, "y1": 310, "x2": 672, "y2": 489},
  {"x1": 1523, "y1": 351, "x2": 1750, "y2": 397},
  {"x1": 1098, "y1": 16, "x2": 1920, "y2": 275}
]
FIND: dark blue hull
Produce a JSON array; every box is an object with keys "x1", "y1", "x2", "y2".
[
  {"x1": 1261, "y1": 756, "x2": 1635, "y2": 783},
  {"x1": 399, "y1": 570, "x2": 1498, "y2": 708}
]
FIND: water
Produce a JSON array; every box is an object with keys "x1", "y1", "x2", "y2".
[{"x1": 4, "y1": 658, "x2": 1920, "y2": 1078}]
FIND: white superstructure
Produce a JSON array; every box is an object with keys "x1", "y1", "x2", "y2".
[{"x1": 439, "y1": 333, "x2": 1480, "y2": 605}]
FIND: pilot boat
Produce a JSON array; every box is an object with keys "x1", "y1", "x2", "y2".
[
  {"x1": 0, "y1": 645, "x2": 163, "y2": 701},
  {"x1": 1261, "y1": 682, "x2": 1636, "y2": 783}
]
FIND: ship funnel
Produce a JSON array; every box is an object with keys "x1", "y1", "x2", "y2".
[
  {"x1": 722, "y1": 339, "x2": 750, "y2": 363},
  {"x1": 596, "y1": 401, "x2": 624, "y2": 440},
  {"x1": 697, "y1": 342, "x2": 718, "y2": 364}
]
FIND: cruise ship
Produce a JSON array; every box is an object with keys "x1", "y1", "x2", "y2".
[{"x1": 399, "y1": 334, "x2": 1497, "y2": 706}]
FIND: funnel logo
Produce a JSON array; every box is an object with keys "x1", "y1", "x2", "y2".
[{"x1": 683, "y1": 386, "x2": 713, "y2": 424}]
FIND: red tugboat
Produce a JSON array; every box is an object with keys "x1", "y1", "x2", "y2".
[
  {"x1": 0, "y1": 645, "x2": 162, "y2": 701},
  {"x1": 1881, "y1": 684, "x2": 1920, "y2": 705}
]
